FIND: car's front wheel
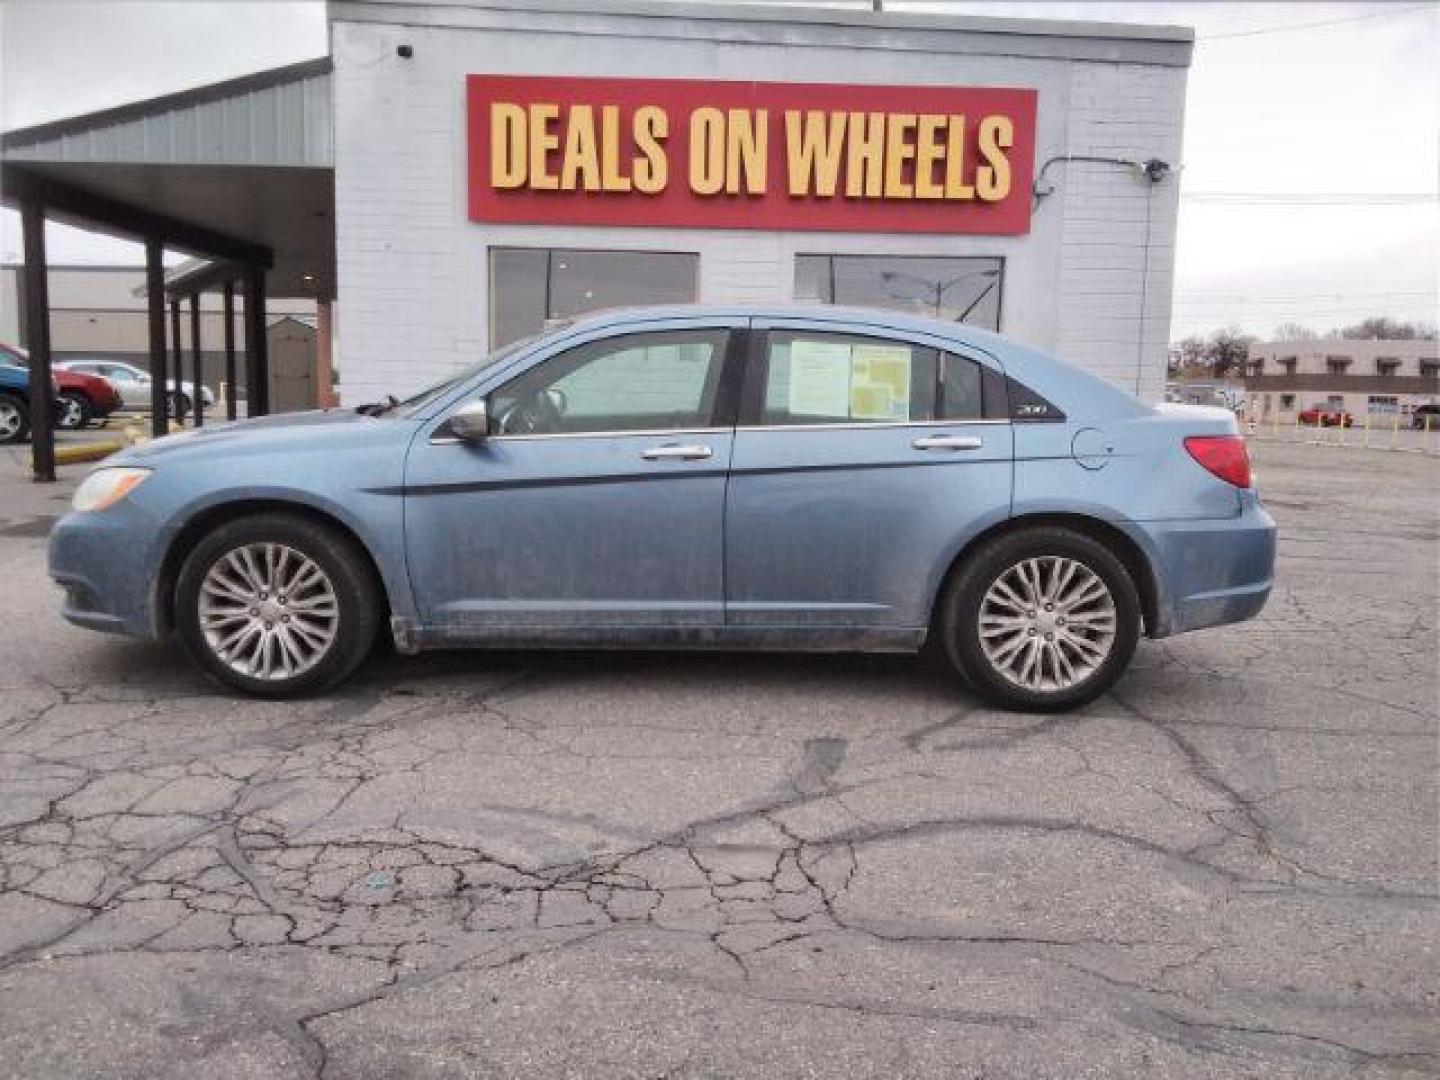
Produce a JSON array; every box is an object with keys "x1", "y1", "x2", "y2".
[
  {"x1": 174, "y1": 512, "x2": 381, "y2": 697},
  {"x1": 936, "y1": 527, "x2": 1141, "y2": 712}
]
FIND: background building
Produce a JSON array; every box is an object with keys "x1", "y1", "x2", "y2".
[
  {"x1": 2, "y1": 0, "x2": 1192, "y2": 426},
  {"x1": 332, "y1": 0, "x2": 1191, "y2": 407},
  {"x1": 1244, "y1": 339, "x2": 1440, "y2": 422}
]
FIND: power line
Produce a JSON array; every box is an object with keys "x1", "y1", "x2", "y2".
[
  {"x1": 1181, "y1": 192, "x2": 1437, "y2": 206},
  {"x1": 1199, "y1": 3, "x2": 1435, "y2": 41}
]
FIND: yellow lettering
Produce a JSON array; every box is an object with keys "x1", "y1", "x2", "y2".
[
  {"x1": 785, "y1": 110, "x2": 845, "y2": 197},
  {"x1": 560, "y1": 104, "x2": 600, "y2": 191},
  {"x1": 914, "y1": 114, "x2": 946, "y2": 200},
  {"x1": 845, "y1": 111, "x2": 885, "y2": 198},
  {"x1": 726, "y1": 109, "x2": 767, "y2": 195},
  {"x1": 599, "y1": 105, "x2": 632, "y2": 192},
  {"x1": 883, "y1": 113, "x2": 917, "y2": 198},
  {"x1": 975, "y1": 114, "x2": 1013, "y2": 202},
  {"x1": 528, "y1": 103, "x2": 560, "y2": 191},
  {"x1": 489, "y1": 103, "x2": 527, "y2": 189},
  {"x1": 632, "y1": 105, "x2": 668, "y2": 194},
  {"x1": 944, "y1": 116, "x2": 975, "y2": 200},
  {"x1": 689, "y1": 107, "x2": 725, "y2": 195}
]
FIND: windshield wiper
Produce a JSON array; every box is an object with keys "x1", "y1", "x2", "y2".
[{"x1": 356, "y1": 394, "x2": 400, "y2": 417}]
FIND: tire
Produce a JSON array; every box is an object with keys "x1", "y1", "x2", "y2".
[
  {"x1": 168, "y1": 391, "x2": 191, "y2": 421},
  {"x1": 57, "y1": 390, "x2": 92, "y2": 430},
  {"x1": 0, "y1": 393, "x2": 30, "y2": 445},
  {"x1": 936, "y1": 526, "x2": 1141, "y2": 713},
  {"x1": 174, "y1": 512, "x2": 381, "y2": 698}
]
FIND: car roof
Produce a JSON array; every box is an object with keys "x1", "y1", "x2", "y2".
[{"x1": 560, "y1": 303, "x2": 1018, "y2": 353}]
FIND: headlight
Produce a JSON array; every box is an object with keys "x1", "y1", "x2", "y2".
[{"x1": 71, "y1": 467, "x2": 151, "y2": 512}]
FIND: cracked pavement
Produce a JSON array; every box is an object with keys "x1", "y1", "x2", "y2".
[{"x1": 0, "y1": 440, "x2": 1436, "y2": 1078}]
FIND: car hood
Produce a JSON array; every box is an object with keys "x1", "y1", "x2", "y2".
[{"x1": 112, "y1": 407, "x2": 417, "y2": 464}]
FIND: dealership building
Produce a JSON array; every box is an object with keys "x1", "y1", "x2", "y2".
[{"x1": 3, "y1": 0, "x2": 1191, "y2": 444}]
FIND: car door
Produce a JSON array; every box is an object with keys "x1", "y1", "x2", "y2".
[
  {"x1": 726, "y1": 318, "x2": 1014, "y2": 631},
  {"x1": 404, "y1": 320, "x2": 744, "y2": 637}
]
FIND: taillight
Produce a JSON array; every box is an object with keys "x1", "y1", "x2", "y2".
[{"x1": 1184, "y1": 435, "x2": 1252, "y2": 488}]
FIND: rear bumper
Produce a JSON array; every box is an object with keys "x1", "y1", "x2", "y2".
[{"x1": 1137, "y1": 494, "x2": 1276, "y2": 638}]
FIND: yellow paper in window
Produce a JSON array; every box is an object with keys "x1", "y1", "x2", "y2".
[{"x1": 850, "y1": 344, "x2": 911, "y2": 420}]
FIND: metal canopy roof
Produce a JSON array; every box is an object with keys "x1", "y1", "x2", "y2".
[{"x1": 1, "y1": 59, "x2": 335, "y2": 299}]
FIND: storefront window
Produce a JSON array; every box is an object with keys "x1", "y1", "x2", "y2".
[
  {"x1": 489, "y1": 248, "x2": 700, "y2": 347},
  {"x1": 794, "y1": 255, "x2": 1003, "y2": 329}
]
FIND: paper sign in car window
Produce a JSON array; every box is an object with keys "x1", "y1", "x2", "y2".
[
  {"x1": 787, "y1": 340, "x2": 854, "y2": 418},
  {"x1": 850, "y1": 344, "x2": 912, "y2": 421}
]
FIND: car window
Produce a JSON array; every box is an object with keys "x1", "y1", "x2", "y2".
[{"x1": 490, "y1": 329, "x2": 729, "y2": 436}]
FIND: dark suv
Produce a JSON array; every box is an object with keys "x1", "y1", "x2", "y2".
[{"x1": 1412, "y1": 403, "x2": 1440, "y2": 431}]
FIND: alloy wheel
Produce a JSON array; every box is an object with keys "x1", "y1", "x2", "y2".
[
  {"x1": 198, "y1": 543, "x2": 340, "y2": 680},
  {"x1": 0, "y1": 401, "x2": 20, "y2": 439},
  {"x1": 977, "y1": 556, "x2": 1117, "y2": 692}
]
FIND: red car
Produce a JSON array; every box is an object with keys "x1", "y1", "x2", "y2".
[
  {"x1": 0, "y1": 343, "x2": 122, "y2": 429},
  {"x1": 1298, "y1": 405, "x2": 1354, "y2": 428}
]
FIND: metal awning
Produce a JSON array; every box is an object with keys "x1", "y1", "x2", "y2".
[
  {"x1": 2, "y1": 58, "x2": 334, "y2": 299},
  {"x1": 1, "y1": 58, "x2": 334, "y2": 478}
]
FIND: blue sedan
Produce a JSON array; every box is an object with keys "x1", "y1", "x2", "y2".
[{"x1": 49, "y1": 307, "x2": 1275, "y2": 711}]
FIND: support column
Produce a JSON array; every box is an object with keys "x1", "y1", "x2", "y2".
[
  {"x1": 169, "y1": 298, "x2": 183, "y2": 425},
  {"x1": 189, "y1": 293, "x2": 204, "y2": 427},
  {"x1": 146, "y1": 240, "x2": 168, "y2": 438},
  {"x1": 243, "y1": 267, "x2": 268, "y2": 416},
  {"x1": 222, "y1": 280, "x2": 237, "y2": 420},
  {"x1": 20, "y1": 200, "x2": 55, "y2": 482},
  {"x1": 316, "y1": 298, "x2": 336, "y2": 408}
]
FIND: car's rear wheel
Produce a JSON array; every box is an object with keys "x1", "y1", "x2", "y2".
[
  {"x1": 0, "y1": 394, "x2": 30, "y2": 445},
  {"x1": 57, "y1": 390, "x2": 92, "y2": 430},
  {"x1": 168, "y1": 391, "x2": 191, "y2": 421},
  {"x1": 936, "y1": 527, "x2": 1141, "y2": 712},
  {"x1": 174, "y1": 513, "x2": 380, "y2": 697}
]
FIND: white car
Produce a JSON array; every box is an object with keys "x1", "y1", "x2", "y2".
[{"x1": 57, "y1": 360, "x2": 216, "y2": 416}]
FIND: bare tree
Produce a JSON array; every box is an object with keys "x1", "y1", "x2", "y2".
[
  {"x1": 1207, "y1": 326, "x2": 1256, "y2": 378},
  {"x1": 1273, "y1": 322, "x2": 1318, "y2": 341},
  {"x1": 1333, "y1": 316, "x2": 1437, "y2": 341}
]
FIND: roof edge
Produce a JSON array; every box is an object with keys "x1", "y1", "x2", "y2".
[
  {"x1": 329, "y1": 0, "x2": 1195, "y2": 45},
  {"x1": 2, "y1": 57, "x2": 333, "y2": 151}
]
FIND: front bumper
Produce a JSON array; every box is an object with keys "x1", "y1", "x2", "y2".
[
  {"x1": 1138, "y1": 492, "x2": 1277, "y2": 638},
  {"x1": 48, "y1": 502, "x2": 164, "y2": 640}
]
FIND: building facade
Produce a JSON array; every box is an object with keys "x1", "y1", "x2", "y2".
[
  {"x1": 330, "y1": 0, "x2": 1190, "y2": 408},
  {"x1": 1244, "y1": 339, "x2": 1440, "y2": 423}
]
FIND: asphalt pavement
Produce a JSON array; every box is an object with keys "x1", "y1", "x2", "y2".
[{"x1": 0, "y1": 438, "x2": 1436, "y2": 1079}]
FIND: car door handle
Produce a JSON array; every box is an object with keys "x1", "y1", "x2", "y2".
[
  {"x1": 641, "y1": 443, "x2": 713, "y2": 461},
  {"x1": 912, "y1": 434, "x2": 984, "y2": 451}
]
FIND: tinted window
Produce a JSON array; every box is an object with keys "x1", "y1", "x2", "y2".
[
  {"x1": 491, "y1": 330, "x2": 728, "y2": 435},
  {"x1": 758, "y1": 332, "x2": 992, "y2": 426},
  {"x1": 938, "y1": 352, "x2": 984, "y2": 421}
]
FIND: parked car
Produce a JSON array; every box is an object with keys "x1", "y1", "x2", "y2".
[
  {"x1": 1298, "y1": 405, "x2": 1354, "y2": 428},
  {"x1": 56, "y1": 359, "x2": 215, "y2": 418},
  {"x1": 49, "y1": 307, "x2": 1276, "y2": 710},
  {"x1": 0, "y1": 360, "x2": 61, "y2": 445},
  {"x1": 0, "y1": 344, "x2": 123, "y2": 429},
  {"x1": 1411, "y1": 403, "x2": 1440, "y2": 430}
]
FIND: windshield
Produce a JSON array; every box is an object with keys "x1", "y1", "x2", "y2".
[{"x1": 390, "y1": 329, "x2": 556, "y2": 417}]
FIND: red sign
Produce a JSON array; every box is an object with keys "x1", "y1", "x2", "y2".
[{"x1": 467, "y1": 75, "x2": 1036, "y2": 234}]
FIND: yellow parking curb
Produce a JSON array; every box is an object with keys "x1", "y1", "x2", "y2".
[{"x1": 56, "y1": 440, "x2": 125, "y2": 465}]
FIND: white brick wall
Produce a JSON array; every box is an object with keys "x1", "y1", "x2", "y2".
[
  {"x1": 330, "y1": 7, "x2": 1188, "y2": 407},
  {"x1": 1054, "y1": 62, "x2": 1185, "y2": 403}
]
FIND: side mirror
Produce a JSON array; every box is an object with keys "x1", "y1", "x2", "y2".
[{"x1": 448, "y1": 399, "x2": 492, "y2": 441}]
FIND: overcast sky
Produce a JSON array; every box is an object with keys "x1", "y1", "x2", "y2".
[{"x1": 1, "y1": 0, "x2": 1435, "y2": 340}]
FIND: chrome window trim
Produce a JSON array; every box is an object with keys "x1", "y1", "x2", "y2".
[{"x1": 430, "y1": 426, "x2": 730, "y2": 446}]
